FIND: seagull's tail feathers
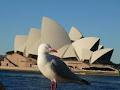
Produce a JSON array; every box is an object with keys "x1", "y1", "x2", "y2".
[
  {"x1": 70, "y1": 75, "x2": 90, "y2": 85},
  {"x1": 77, "y1": 78, "x2": 90, "y2": 85}
]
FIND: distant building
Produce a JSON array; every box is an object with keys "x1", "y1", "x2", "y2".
[
  {"x1": 0, "y1": 53, "x2": 36, "y2": 68},
  {"x1": 69, "y1": 26, "x2": 83, "y2": 41},
  {"x1": 0, "y1": 17, "x2": 114, "y2": 74},
  {"x1": 13, "y1": 16, "x2": 114, "y2": 65}
]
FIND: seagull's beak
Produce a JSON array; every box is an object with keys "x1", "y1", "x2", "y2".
[{"x1": 49, "y1": 48, "x2": 58, "y2": 53}]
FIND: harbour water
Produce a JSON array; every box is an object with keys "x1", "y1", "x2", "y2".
[{"x1": 0, "y1": 70, "x2": 120, "y2": 90}]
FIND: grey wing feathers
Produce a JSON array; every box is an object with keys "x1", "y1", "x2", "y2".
[
  {"x1": 49, "y1": 55, "x2": 90, "y2": 85},
  {"x1": 50, "y1": 55, "x2": 76, "y2": 79}
]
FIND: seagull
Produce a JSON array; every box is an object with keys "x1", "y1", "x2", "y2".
[{"x1": 37, "y1": 44, "x2": 90, "y2": 90}]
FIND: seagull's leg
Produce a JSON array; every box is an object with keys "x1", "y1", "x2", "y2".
[
  {"x1": 51, "y1": 81, "x2": 54, "y2": 90},
  {"x1": 51, "y1": 80, "x2": 57, "y2": 90}
]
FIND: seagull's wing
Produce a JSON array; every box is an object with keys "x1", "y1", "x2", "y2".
[{"x1": 48, "y1": 55, "x2": 90, "y2": 85}]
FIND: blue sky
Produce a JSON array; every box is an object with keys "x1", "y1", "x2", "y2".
[{"x1": 0, "y1": 0, "x2": 120, "y2": 63}]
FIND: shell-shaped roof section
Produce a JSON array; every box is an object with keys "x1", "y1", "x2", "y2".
[
  {"x1": 72, "y1": 37, "x2": 100, "y2": 52},
  {"x1": 40, "y1": 17, "x2": 71, "y2": 49},
  {"x1": 98, "y1": 45, "x2": 104, "y2": 50},
  {"x1": 90, "y1": 48, "x2": 114, "y2": 64},
  {"x1": 69, "y1": 26, "x2": 83, "y2": 41},
  {"x1": 25, "y1": 28, "x2": 41, "y2": 55},
  {"x1": 62, "y1": 44, "x2": 77, "y2": 58},
  {"x1": 14, "y1": 35, "x2": 27, "y2": 52},
  {"x1": 27, "y1": 39, "x2": 41, "y2": 55},
  {"x1": 75, "y1": 48, "x2": 93, "y2": 61},
  {"x1": 51, "y1": 44, "x2": 69, "y2": 58}
]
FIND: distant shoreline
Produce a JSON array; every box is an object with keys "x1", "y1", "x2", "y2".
[
  {"x1": 0, "y1": 66, "x2": 119, "y2": 76},
  {"x1": 0, "y1": 66, "x2": 40, "y2": 74}
]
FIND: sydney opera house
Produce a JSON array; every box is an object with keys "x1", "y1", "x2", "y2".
[{"x1": 0, "y1": 17, "x2": 117, "y2": 75}]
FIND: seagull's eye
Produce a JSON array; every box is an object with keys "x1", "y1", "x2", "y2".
[{"x1": 46, "y1": 46, "x2": 49, "y2": 50}]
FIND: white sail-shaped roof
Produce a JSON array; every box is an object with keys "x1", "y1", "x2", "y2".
[
  {"x1": 98, "y1": 45, "x2": 104, "y2": 50},
  {"x1": 72, "y1": 37, "x2": 100, "y2": 51},
  {"x1": 52, "y1": 44, "x2": 69, "y2": 58},
  {"x1": 27, "y1": 39, "x2": 41, "y2": 55},
  {"x1": 14, "y1": 35, "x2": 27, "y2": 52},
  {"x1": 25, "y1": 28, "x2": 41, "y2": 56},
  {"x1": 76, "y1": 48, "x2": 93, "y2": 61},
  {"x1": 62, "y1": 45, "x2": 77, "y2": 58},
  {"x1": 69, "y1": 26, "x2": 83, "y2": 41},
  {"x1": 40, "y1": 17, "x2": 71, "y2": 49},
  {"x1": 90, "y1": 48, "x2": 113, "y2": 64}
]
